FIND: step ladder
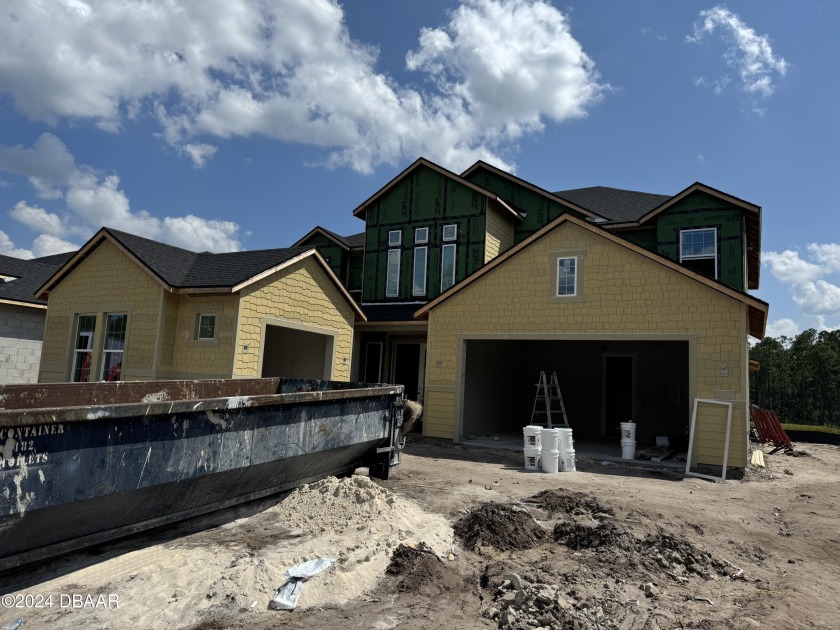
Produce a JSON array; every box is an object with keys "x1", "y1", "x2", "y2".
[{"x1": 530, "y1": 371, "x2": 570, "y2": 429}]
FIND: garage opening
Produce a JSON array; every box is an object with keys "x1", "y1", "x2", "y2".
[
  {"x1": 261, "y1": 324, "x2": 333, "y2": 380},
  {"x1": 462, "y1": 339, "x2": 689, "y2": 444}
]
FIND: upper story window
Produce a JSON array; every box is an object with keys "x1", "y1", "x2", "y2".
[
  {"x1": 556, "y1": 257, "x2": 577, "y2": 297},
  {"x1": 386, "y1": 249, "x2": 401, "y2": 297},
  {"x1": 442, "y1": 224, "x2": 457, "y2": 241},
  {"x1": 388, "y1": 230, "x2": 402, "y2": 247},
  {"x1": 415, "y1": 227, "x2": 429, "y2": 244},
  {"x1": 441, "y1": 243, "x2": 456, "y2": 292},
  {"x1": 413, "y1": 246, "x2": 428, "y2": 296},
  {"x1": 680, "y1": 228, "x2": 717, "y2": 279}
]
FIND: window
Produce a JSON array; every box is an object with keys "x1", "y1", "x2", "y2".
[
  {"x1": 680, "y1": 228, "x2": 717, "y2": 278},
  {"x1": 100, "y1": 313, "x2": 127, "y2": 381},
  {"x1": 556, "y1": 257, "x2": 577, "y2": 296},
  {"x1": 196, "y1": 314, "x2": 217, "y2": 340},
  {"x1": 386, "y1": 249, "x2": 401, "y2": 297},
  {"x1": 71, "y1": 315, "x2": 96, "y2": 383},
  {"x1": 441, "y1": 243, "x2": 456, "y2": 292},
  {"x1": 413, "y1": 246, "x2": 428, "y2": 296},
  {"x1": 388, "y1": 230, "x2": 402, "y2": 247},
  {"x1": 442, "y1": 224, "x2": 457, "y2": 241},
  {"x1": 415, "y1": 227, "x2": 429, "y2": 244}
]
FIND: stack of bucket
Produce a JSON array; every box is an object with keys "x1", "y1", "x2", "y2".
[
  {"x1": 523, "y1": 425, "x2": 542, "y2": 470},
  {"x1": 523, "y1": 425, "x2": 576, "y2": 473},
  {"x1": 620, "y1": 421, "x2": 636, "y2": 459}
]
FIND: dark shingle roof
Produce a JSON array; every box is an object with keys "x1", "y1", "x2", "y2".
[
  {"x1": 361, "y1": 303, "x2": 425, "y2": 322},
  {"x1": 0, "y1": 253, "x2": 75, "y2": 306},
  {"x1": 553, "y1": 186, "x2": 671, "y2": 223},
  {"x1": 318, "y1": 227, "x2": 365, "y2": 249},
  {"x1": 104, "y1": 229, "x2": 311, "y2": 288}
]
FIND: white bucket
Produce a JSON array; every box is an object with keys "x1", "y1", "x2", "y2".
[
  {"x1": 541, "y1": 450, "x2": 560, "y2": 473},
  {"x1": 558, "y1": 428, "x2": 574, "y2": 452},
  {"x1": 523, "y1": 425, "x2": 543, "y2": 450},
  {"x1": 620, "y1": 422, "x2": 636, "y2": 441},
  {"x1": 541, "y1": 428, "x2": 561, "y2": 452},
  {"x1": 621, "y1": 440, "x2": 636, "y2": 460},
  {"x1": 560, "y1": 450, "x2": 576, "y2": 472},
  {"x1": 524, "y1": 447, "x2": 541, "y2": 470}
]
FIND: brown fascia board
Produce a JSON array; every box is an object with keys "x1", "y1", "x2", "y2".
[
  {"x1": 292, "y1": 226, "x2": 350, "y2": 250},
  {"x1": 352, "y1": 157, "x2": 520, "y2": 221},
  {"x1": 414, "y1": 212, "x2": 768, "y2": 338},
  {"x1": 460, "y1": 160, "x2": 607, "y2": 222}
]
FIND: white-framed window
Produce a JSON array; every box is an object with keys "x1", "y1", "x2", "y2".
[
  {"x1": 680, "y1": 228, "x2": 717, "y2": 279},
  {"x1": 441, "y1": 243, "x2": 456, "y2": 292},
  {"x1": 415, "y1": 227, "x2": 429, "y2": 244},
  {"x1": 413, "y1": 246, "x2": 428, "y2": 296},
  {"x1": 71, "y1": 314, "x2": 96, "y2": 383},
  {"x1": 100, "y1": 313, "x2": 127, "y2": 381},
  {"x1": 386, "y1": 249, "x2": 401, "y2": 297},
  {"x1": 388, "y1": 230, "x2": 402, "y2": 247},
  {"x1": 556, "y1": 257, "x2": 577, "y2": 297},
  {"x1": 442, "y1": 224, "x2": 457, "y2": 241},
  {"x1": 196, "y1": 314, "x2": 217, "y2": 340}
]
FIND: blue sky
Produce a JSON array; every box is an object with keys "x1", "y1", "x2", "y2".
[{"x1": 0, "y1": 1, "x2": 837, "y2": 338}]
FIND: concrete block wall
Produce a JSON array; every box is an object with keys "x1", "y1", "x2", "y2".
[{"x1": 0, "y1": 304, "x2": 46, "y2": 384}]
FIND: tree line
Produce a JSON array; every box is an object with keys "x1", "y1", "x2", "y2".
[{"x1": 750, "y1": 329, "x2": 840, "y2": 426}]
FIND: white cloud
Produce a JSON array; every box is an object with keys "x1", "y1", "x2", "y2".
[
  {"x1": 764, "y1": 244, "x2": 840, "y2": 330},
  {"x1": 688, "y1": 6, "x2": 788, "y2": 100},
  {"x1": 31, "y1": 234, "x2": 79, "y2": 258},
  {"x1": 0, "y1": 0, "x2": 605, "y2": 174},
  {"x1": 182, "y1": 143, "x2": 218, "y2": 169},
  {"x1": 792, "y1": 280, "x2": 840, "y2": 315},
  {"x1": 1, "y1": 134, "x2": 242, "y2": 253},
  {"x1": 0, "y1": 133, "x2": 79, "y2": 199},
  {"x1": 807, "y1": 243, "x2": 840, "y2": 273},
  {"x1": 0, "y1": 230, "x2": 34, "y2": 259},
  {"x1": 762, "y1": 250, "x2": 822, "y2": 284},
  {"x1": 9, "y1": 201, "x2": 69, "y2": 238},
  {"x1": 764, "y1": 318, "x2": 800, "y2": 340}
]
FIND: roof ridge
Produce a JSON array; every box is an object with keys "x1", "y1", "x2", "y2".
[{"x1": 554, "y1": 185, "x2": 670, "y2": 197}]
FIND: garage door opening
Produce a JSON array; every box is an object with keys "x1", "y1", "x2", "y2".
[
  {"x1": 462, "y1": 339, "x2": 689, "y2": 444},
  {"x1": 261, "y1": 324, "x2": 333, "y2": 380}
]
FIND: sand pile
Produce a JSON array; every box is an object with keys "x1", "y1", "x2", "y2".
[{"x1": 8, "y1": 475, "x2": 452, "y2": 630}]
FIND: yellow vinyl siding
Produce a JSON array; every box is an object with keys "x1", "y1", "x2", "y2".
[
  {"x1": 425, "y1": 221, "x2": 748, "y2": 467},
  {"x1": 169, "y1": 295, "x2": 239, "y2": 378},
  {"x1": 484, "y1": 200, "x2": 515, "y2": 263},
  {"x1": 234, "y1": 256, "x2": 355, "y2": 380},
  {"x1": 39, "y1": 239, "x2": 163, "y2": 382}
]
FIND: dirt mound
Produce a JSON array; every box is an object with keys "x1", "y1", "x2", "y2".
[
  {"x1": 382, "y1": 543, "x2": 462, "y2": 595},
  {"x1": 638, "y1": 532, "x2": 729, "y2": 578},
  {"x1": 552, "y1": 520, "x2": 622, "y2": 549},
  {"x1": 531, "y1": 489, "x2": 614, "y2": 517},
  {"x1": 454, "y1": 502, "x2": 547, "y2": 552}
]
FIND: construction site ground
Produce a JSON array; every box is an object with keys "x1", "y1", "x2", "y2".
[{"x1": 2, "y1": 439, "x2": 838, "y2": 630}]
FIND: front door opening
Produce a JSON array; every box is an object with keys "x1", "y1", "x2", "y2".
[{"x1": 391, "y1": 342, "x2": 426, "y2": 401}]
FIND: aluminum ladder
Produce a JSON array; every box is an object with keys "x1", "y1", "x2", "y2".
[{"x1": 530, "y1": 370, "x2": 570, "y2": 428}]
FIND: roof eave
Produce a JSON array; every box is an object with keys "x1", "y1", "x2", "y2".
[{"x1": 292, "y1": 227, "x2": 350, "y2": 251}]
